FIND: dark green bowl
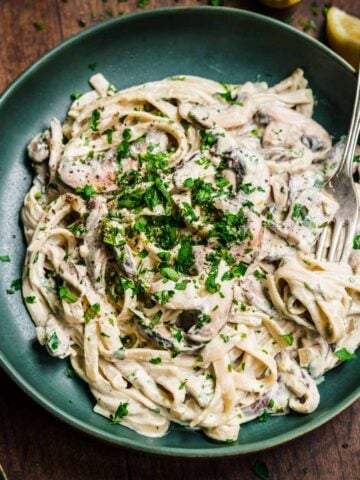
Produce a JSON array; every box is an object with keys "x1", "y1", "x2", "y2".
[{"x1": 0, "y1": 7, "x2": 358, "y2": 456}]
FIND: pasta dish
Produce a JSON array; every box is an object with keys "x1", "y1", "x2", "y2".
[{"x1": 22, "y1": 70, "x2": 360, "y2": 442}]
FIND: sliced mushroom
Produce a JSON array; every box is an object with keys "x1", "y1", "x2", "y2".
[{"x1": 27, "y1": 130, "x2": 50, "y2": 163}]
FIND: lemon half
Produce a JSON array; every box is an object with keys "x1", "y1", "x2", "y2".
[
  {"x1": 259, "y1": 0, "x2": 301, "y2": 7},
  {"x1": 327, "y1": 7, "x2": 360, "y2": 68}
]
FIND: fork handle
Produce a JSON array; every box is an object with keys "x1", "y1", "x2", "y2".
[{"x1": 342, "y1": 59, "x2": 360, "y2": 178}]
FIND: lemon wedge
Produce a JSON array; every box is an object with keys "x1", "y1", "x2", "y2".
[
  {"x1": 258, "y1": 0, "x2": 301, "y2": 8},
  {"x1": 327, "y1": 7, "x2": 360, "y2": 68}
]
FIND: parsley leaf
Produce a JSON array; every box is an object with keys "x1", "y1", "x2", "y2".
[
  {"x1": 7, "y1": 278, "x2": 22, "y2": 294},
  {"x1": 47, "y1": 331, "x2": 59, "y2": 352},
  {"x1": 85, "y1": 303, "x2": 101, "y2": 323},
  {"x1": 160, "y1": 267, "x2": 179, "y2": 282},
  {"x1": 25, "y1": 296, "x2": 36, "y2": 304},
  {"x1": 353, "y1": 234, "x2": 360, "y2": 250},
  {"x1": 110, "y1": 402, "x2": 129, "y2": 423},
  {"x1": 176, "y1": 237, "x2": 194, "y2": 275},
  {"x1": 281, "y1": 334, "x2": 294, "y2": 346},
  {"x1": 0, "y1": 255, "x2": 10, "y2": 262},
  {"x1": 335, "y1": 348, "x2": 356, "y2": 361},
  {"x1": 205, "y1": 260, "x2": 220, "y2": 294},
  {"x1": 59, "y1": 285, "x2": 79, "y2": 303},
  {"x1": 150, "y1": 357, "x2": 162, "y2": 365},
  {"x1": 292, "y1": 203, "x2": 309, "y2": 221},
  {"x1": 75, "y1": 184, "x2": 97, "y2": 200},
  {"x1": 88, "y1": 109, "x2": 101, "y2": 131}
]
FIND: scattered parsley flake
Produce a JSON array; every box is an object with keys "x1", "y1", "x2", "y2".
[
  {"x1": 150, "y1": 357, "x2": 162, "y2": 365},
  {"x1": 7, "y1": 278, "x2": 22, "y2": 294},
  {"x1": 258, "y1": 410, "x2": 269, "y2": 423},
  {"x1": 254, "y1": 270, "x2": 267, "y2": 280},
  {"x1": 47, "y1": 331, "x2": 59, "y2": 352},
  {"x1": 299, "y1": 18, "x2": 317, "y2": 32},
  {"x1": 137, "y1": 0, "x2": 149, "y2": 7},
  {"x1": 34, "y1": 21, "x2": 45, "y2": 30},
  {"x1": 353, "y1": 234, "x2": 360, "y2": 250},
  {"x1": 25, "y1": 296, "x2": 36, "y2": 304},
  {"x1": 88, "y1": 109, "x2": 101, "y2": 131},
  {"x1": 110, "y1": 402, "x2": 128, "y2": 423},
  {"x1": 0, "y1": 255, "x2": 10, "y2": 262},
  {"x1": 71, "y1": 92, "x2": 83, "y2": 101},
  {"x1": 65, "y1": 367, "x2": 76, "y2": 378},
  {"x1": 85, "y1": 303, "x2": 101, "y2": 323},
  {"x1": 282, "y1": 334, "x2": 294, "y2": 346},
  {"x1": 59, "y1": 285, "x2": 78, "y2": 303},
  {"x1": 335, "y1": 348, "x2": 356, "y2": 361},
  {"x1": 75, "y1": 184, "x2": 97, "y2": 200}
]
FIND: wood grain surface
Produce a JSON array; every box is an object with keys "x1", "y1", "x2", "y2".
[{"x1": 1, "y1": 1, "x2": 360, "y2": 479}]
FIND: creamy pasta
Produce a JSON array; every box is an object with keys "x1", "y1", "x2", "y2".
[{"x1": 22, "y1": 70, "x2": 360, "y2": 442}]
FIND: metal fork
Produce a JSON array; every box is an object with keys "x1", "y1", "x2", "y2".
[{"x1": 316, "y1": 61, "x2": 360, "y2": 263}]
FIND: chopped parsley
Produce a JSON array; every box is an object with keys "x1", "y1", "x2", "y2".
[
  {"x1": 258, "y1": 410, "x2": 269, "y2": 423},
  {"x1": 176, "y1": 237, "x2": 194, "y2": 275},
  {"x1": 7, "y1": 278, "x2": 22, "y2": 294},
  {"x1": 65, "y1": 367, "x2": 76, "y2": 378},
  {"x1": 292, "y1": 203, "x2": 309, "y2": 222},
  {"x1": 0, "y1": 255, "x2": 10, "y2": 262},
  {"x1": 110, "y1": 402, "x2": 129, "y2": 423},
  {"x1": 282, "y1": 334, "x2": 294, "y2": 346},
  {"x1": 199, "y1": 129, "x2": 217, "y2": 150},
  {"x1": 172, "y1": 327, "x2": 183, "y2": 343},
  {"x1": 47, "y1": 331, "x2": 59, "y2": 352},
  {"x1": 88, "y1": 109, "x2": 101, "y2": 131},
  {"x1": 353, "y1": 234, "x2": 360, "y2": 250},
  {"x1": 160, "y1": 267, "x2": 179, "y2": 282},
  {"x1": 138, "y1": 249, "x2": 149, "y2": 259},
  {"x1": 25, "y1": 296, "x2": 36, "y2": 304},
  {"x1": 215, "y1": 83, "x2": 242, "y2": 105},
  {"x1": 299, "y1": 18, "x2": 317, "y2": 32},
  {"x1": 88, "y1": 63, "x2": 97, "y2": 71},
  {"x1": 220, "y1": 333, "x2": 230, "y2": 343},
  {"x1": 71, "y1": 92, "x2": 83, "y2": 100},
  {"x1": 175, "y1": 281, "x2": 187, "y2": 291},
  {"x1": 154, "y1": 290, "x2": 175, "y2": 305},
  {"x1": 335, "y1": 348, "x2": 356, "y2": 361},
  {"x1": 34, "y1": 21, "x2": 45, "y2": 30},
  {"x1": 75, "y1": 184, "x2": 97, "y2": 200},
  {"x1": 137, "y1": 0, "x2": 149, "y2": 7},
  {"x1": 84, "y1": 303, "x2": 101, "y2": 323},
  {"x1": 104, "y1": 128, "x2": 114, "y2": 144},
  {"x1": 59, "y1": 285, "x2": 79, "y2": 303},
  {"x1": 205, "y1": 260, "x2": 220, "y2": 294},
  {"x1": 150, "y1": 357, "x2": 162, "y2": 365},
  {"x1": 254, "y1": 270, "x2": 267, "y2": 280}
]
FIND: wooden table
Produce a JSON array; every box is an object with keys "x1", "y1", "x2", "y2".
[{"x1": 1, "y1": 1, "x2": 360, "y2": 479}]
